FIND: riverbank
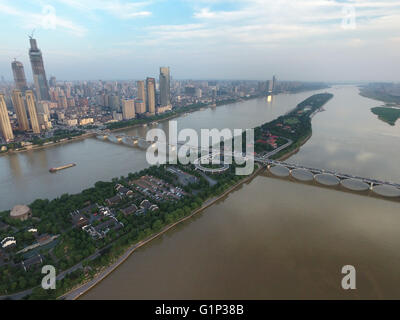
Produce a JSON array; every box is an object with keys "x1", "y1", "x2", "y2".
[
  {"x1": 276, "y1": 133, "x2": 312, "y2": 162},
  {"x1": 62, "y1": 128, "x2": 316, "y2": 300},
  {"x1": 60, "y1": 164, "x2": 264, "y2": 300},
  {"x1": 0, "y1": 96, "x2": 260, "y2": 157},
  {"x1": 0, "y1": 132, "x2": 97, "y2": 157},
  {"x1": 107, "y1": 95, "x2": 264, "y2": 134},
  {"x1": 1, "y1": 91, "x2": 330, "y2": 299},
  {"x1": 61, "y1": 116, "x2": 319, "y2": 300}
]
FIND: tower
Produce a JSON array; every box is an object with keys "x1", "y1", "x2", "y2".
[
  {"x1": 12, "y1": 90, "x2": 29, "y2": 131},
  {"x1": 272, "y1": 75, "x2": 277, "y2": 92},
  {"x1": 0, "y1": 94, "x2": 14, "y2": 142},
  {"x1": 29, "y1": 37, "x2": 50, "y2": 101},
  {"x1": 11, "y1": 60, "x2": 28, "y2": 92},
  {"x1": 146, "y1": 77, "x2": 156, "y2": 114},
  {"x1": 25, "y1": 90, "x2": 41, "y2": 134},
  {"x1": 121, "y1": 99, "x2": 135, "y2": 120},
  {"x1": 159, "y1": 67, "x2": 170, "y2": 107},
  {"x1": 137, "y1": 80, "x2": 146, "y2": 107}
]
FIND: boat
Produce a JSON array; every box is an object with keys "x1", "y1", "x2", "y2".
[{"x1": 49, "y1": 163, "x2": 76, "y2": 173}]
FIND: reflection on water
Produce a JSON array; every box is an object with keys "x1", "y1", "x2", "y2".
[{"x1": 288, "y1": 86, "x2": 400, "y2": 182}]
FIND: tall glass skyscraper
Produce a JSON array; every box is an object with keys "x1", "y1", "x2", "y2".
[
  {"x1": 159, "y1": 67, "x2": 170, "y2": 107},
  {"x1": 29, "y1": 37, "x2": 50, "y2": 101}
]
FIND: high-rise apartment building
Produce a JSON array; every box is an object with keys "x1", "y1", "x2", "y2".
[
  {"x1": 11, "y1": 60, "x2": 28, "y2": 92},
  {"x1": 29, "y1": 37, "x2": 50, "y2": 101},
  {"x1": 59, "y1": 95, "x2": 68, "y2": 108},
  {"x1": 146, "y1": 77, "x2": 156, "y2": 114},
  {"x1": 38, "y1": 113, "x2": 52, "y2": 130},
  {"x1": 0, "y1": 94, "x2": 14, "y2": 142},
  {"x1": 121, "y1": 99, "x2": 135, "y2": 120},
  {"x1": 135, "y1": 100, "x2": 146, "y2": 115},
  {"x1": 25, "y1": 90, "x2": 41, "y2": 134},
  {"x1": 137, "y1": 80, "x2": 146, "y2": 107},
  {"x1": 159, "y1": 67, "x2": 171, "y2": 107},
  {"x1": 11, "y1": 90, "x2": 29, "y2": 131},
  {"x1": 37, "y1": 101, "x2": 51, "y2": 116},
  {"x1": 109, "y1": 95, "x2": 120, "y2": 111}
]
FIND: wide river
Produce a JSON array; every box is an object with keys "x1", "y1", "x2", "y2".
[{"x1": 2, "y1": 86, "x2": 400, "y2": 299}]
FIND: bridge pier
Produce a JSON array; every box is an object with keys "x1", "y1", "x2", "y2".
[{"x1": 370, "y1": 183, "x2": 374, "y2": 190}]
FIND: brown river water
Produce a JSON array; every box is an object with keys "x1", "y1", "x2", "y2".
[{"x1": 2, "y1": 85, "x2": 400, "y2": 299}]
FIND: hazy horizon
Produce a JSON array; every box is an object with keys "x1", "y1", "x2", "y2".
[{"x1": 1, "y1": 0, "x2": 400, "y2": 82}]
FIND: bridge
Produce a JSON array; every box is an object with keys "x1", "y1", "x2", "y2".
[{"x1": 96, "y1": 132, "x2": 400, "y2": 198}]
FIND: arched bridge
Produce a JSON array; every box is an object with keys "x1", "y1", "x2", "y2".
[{"x1": 96, "y1": 132, "x2": 400, "y2": 198}]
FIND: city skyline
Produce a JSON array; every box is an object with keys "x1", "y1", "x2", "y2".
[{"x1": 0, "y1": 0, "x2": 399, "y2": 82}]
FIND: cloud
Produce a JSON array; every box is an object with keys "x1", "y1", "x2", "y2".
[
  {"x1": 147, "y1": 0, "x2": 400, "y2": 49},
  {"x1": 57, "y1": 0, "x2": 152, "y2": 19},
  {"x1": 0, "y1": 1, "x2": 87, "y2": 36}
]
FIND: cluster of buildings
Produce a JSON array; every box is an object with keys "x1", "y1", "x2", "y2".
[
  {"x1": 130, "y1": 175, "x2": 188, "y2": 202},
  {"x1": 0, "y1": 36, "x2": 313, "y2": 147},
  {"x1": 70, "y1": 180, "x2": 165, "y2": 240},
  {"x1": 256, "y1": 133, "x2": 280, "y2": 149},
  {"x1": 0, "y1": 38, "x2": 54, "y2": 144},
  {"x1": 71, "y1": 204, "x2": 124, "y2": 240},
  {"x1": 0, "y1": 36, "x2": 173, "y2": 145},
  {"x1": 116, "y1": 67, "x2": 172, "y2": 122},
  {"x1": 0, "y1": 206, "x2": 59, "y2": 272}
]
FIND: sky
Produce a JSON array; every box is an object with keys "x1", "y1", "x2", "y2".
[{"x1": 0, "y1": 0, "x2": 400, "y2": 82}]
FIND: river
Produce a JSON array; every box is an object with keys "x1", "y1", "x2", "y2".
[
  {"x1": 2, "y1": 86, "x2": 400, "y2": 299},
  {"x1": 0, "y1": 88, "x2": 325, "y2": 211}
]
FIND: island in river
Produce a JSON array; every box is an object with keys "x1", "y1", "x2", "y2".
[
  {"x1": 371, "y1": 106, "x2": 400, "y2": 126},
  {"x1": 0, "y1": 93, "x2": 333, "y2": 300}
]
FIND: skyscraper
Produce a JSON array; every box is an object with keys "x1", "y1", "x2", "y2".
[
  {"x1": 272, "y1": 75, "x2": 277, "y2": 92},
  {"x1": 267, "y1": 80, "x2": 273, "y2": 93},
  {"x1": 11, "y1": 60, "x2": 28, "y2": 92},
  {"x1": 11, "y1": 90, "x2": 29, "y2": 131},
  {"x1": 146, "y1": 77, "x2": 156, "y2": 114},
  {"x1": 29, "y1": 37, "x2": 50, "y2": 101},
  {"x1": 121, "y1": 99, "x2": 135, "y2": 120},
  {"x1": 0, "y1": 94, "x2": 14, "y2": 142},
  {"x1": 25, "y1": 90, "x2": 41, "y2": 134},
  {"x1": 137, "y1": 80, "x2": 146, "y2": 107},
  {"x1": 159, "y1": 67, "x2": 171, "y2": 107},
  {"x1": 49, "y1": 76, "x2": 56, "y2": 88}
]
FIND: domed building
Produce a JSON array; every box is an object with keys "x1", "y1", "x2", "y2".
[{"x1": 10, "y1": 205, "x2": 31, "y2": 221}]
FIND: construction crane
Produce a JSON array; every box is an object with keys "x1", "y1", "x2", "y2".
[{"x1": 29, "y1": 29, "x2": 35, "y2": 39}]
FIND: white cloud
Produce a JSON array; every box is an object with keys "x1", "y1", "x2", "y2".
[
  {"x1": 57, "y1": 0, "x2": 152, "y2": 19},
  {"x1": 0, "y1": 1, "x2": 87, "y2": 36}
]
